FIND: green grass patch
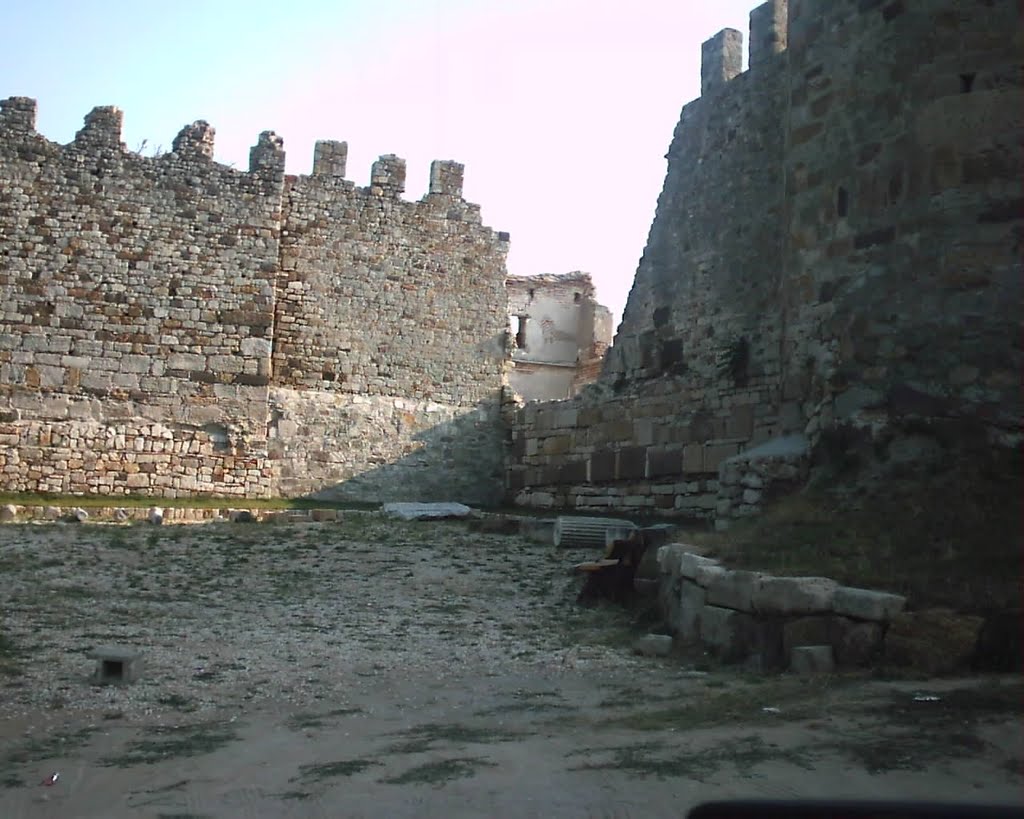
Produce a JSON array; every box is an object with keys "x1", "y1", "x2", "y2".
[
  {"x1": 597, "y1": 675, "x2": 861, "y2": 733},
  {"x1": 569, "y1": 735, "x2": 811, "y2": 781},
  {"x1": 0, "y1": 491, "x2": 367, "y2": 511},
  {"x1": 286, "y1": 707, "x2": 362, "y2": 731},
  {"x1": 381, "y1": 756, "x2": 497, "y2": 787},
  {"x1": 101, "y1": 721, "x2": 239, "y2": 767},
  {"x1": 688, "y1": 446, "x2": 1021, "y2": 611},
  {"x1": 292, "y1": 758, "x2": 381, "y2": 782},
  {"x1": 387, "y1": 722, "x2": 524, "y2": 755},
  {"x1": 3, "y1": 725, "x2": 99, "y2": 767}
]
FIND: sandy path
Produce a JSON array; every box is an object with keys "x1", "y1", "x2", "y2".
[{"x1": 1, "y1": 515, "x2": 1020, "y2": 817}]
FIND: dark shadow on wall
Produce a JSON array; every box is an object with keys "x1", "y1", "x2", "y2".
[{"x1": 271, "y1": 393, "x2": 509, "y2": 508}]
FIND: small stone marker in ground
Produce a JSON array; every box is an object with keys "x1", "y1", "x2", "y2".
[
  {"x1": 88, "y1": 645, "x2": 143, "y2": 684},
  {"x1": 148, "y1": 507, "x2": 164, "y2": 525}
]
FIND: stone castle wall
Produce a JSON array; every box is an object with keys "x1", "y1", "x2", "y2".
[
  {"x1": 0, "y1": 98, "x2": 509, "y2": 502},
  {"x1": 268, "y1": 147, "x2": 509, "y2": 503},
  {"x1": 509, "y1": 0, "x2": 1022, "y2": 517}
]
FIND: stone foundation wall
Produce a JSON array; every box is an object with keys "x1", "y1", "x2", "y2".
[
  {"x1": 657, "y1": 545, "x2": 906, "y2": 671},
  {"x1": 268, "y1": 388, "x2": 505, "y2": 506},
  {"x1": 507, "y1": 378, "x2": 784, "y2": 518}
]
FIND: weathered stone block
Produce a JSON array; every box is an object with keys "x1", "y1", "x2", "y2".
[
  {"x1": 89, "y1": 645, "x2": 143, "y2": 684},
  {"x1": 693, "y1": 563, "x2": 728, "y2": 588},
  {"x1": 703, "y1": 441, "x2": 740, "y2": 472},
  {"x1": 633, "y1": 633, "x2": 673, "y2": 657},
  {"x1": 655, "y1": 543, "x2": 686, "y2": 575},
  {"x1": 752, "y1": 576, "x2": 838, "y2": 616},
  {"x1": 705, "y1": 570, "x2": 763, "y2": 611},
  {"x1": 700, "y1": 604, "x2": 756, "y2": 663},
  {"x1": 590, "y1": 449, "x2": 616, "y2": 482},
  {"x1": 782, "y1": 616, "x2": 832, "y2": 661},
  {"x1": 617, "y1": 446, "x2": 647, "y2": 480},
  {"x1": 832, "y1": 586, "x2": 906, "y2": 621},
  {"x1": 681, "y1": 442, "x2": 704, "y2": 473},
  {"x1": 677, "y1": 580, "x2": 707, "y2": 642},
  {"x1": 790, "y1": 645, "x2": 835, "y2": 674},
  {"x1": 647, "y1": 448, "x2": 682, "y2": 478},
  {"x1": 678, "y1": 552, "x2": 720, "y2": 580}
]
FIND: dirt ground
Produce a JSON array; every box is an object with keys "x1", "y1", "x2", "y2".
[{"x1": 0, "y1": 514, "x2": 1020, "y2": 818}]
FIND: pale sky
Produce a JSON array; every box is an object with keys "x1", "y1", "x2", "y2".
[{"x1": 2, "y1": 0, "x2": 758, "y2": 330}]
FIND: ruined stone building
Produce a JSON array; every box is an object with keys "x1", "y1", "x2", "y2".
[
  {"x1": 1, "y1": 0, "x2": 1020, "y2": 517},
  {"x1": 506, "y1": 273, "x2": 613, "y2": 402}
]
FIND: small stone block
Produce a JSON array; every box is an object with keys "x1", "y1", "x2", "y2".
[
  {"x1": 311, "y1": 508, "x2": 339, "y2": 522},
  {"x1": 633, "y1": 634, "x2": 674, "y2": 657},
  {"x1": 89, "y1": 645, "x2": 143, "y2": 684},
  {"x1": 790, "y1": 645, "x2": 835, "y2": 674}
]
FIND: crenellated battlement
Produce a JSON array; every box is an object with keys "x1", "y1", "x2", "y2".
[
  {"x1": 700, "y1": 28, "x2": 744, "y2": 96},
  {"x1": 249, "y1": 130, "x2": 286, "y2": 176},
  {"x1": 73, "y1": 105, "x2": 124, "y2": 148},
  {"x1": 312, "y1": 139, "x2": 348, "y2": 177},
  {"x1": 0, "y1": 96, "x2": 36, "y2": 132},
  {"x1": 370, "y1": 153, "x2": 406, "y2": 195},
  {"x1": 1, "y1": 97, "x2": 482, "y2": 207},
  {"x1": 429, "y1": 160, "x2": 464, "y2": 198},
  {"x1": 0, "y1": 95, "x2": 511, "y2": 503},
  {"x1": 699, "y1": 0, "x2": 789, "y2": 95},
  {"x1": 172, "y1": 120, "x2": 216, "y2": 159},
  {"x1": 749, "y1": 0, "x2": 788, "y2": 68}
]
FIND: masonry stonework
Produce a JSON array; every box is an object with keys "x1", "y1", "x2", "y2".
[
  {"x1": 508, "y1": 0, "x2": 1022, "y2": 517},
  {"x1": 0, "y1": 98, "x2": 509, "y2": 503}
]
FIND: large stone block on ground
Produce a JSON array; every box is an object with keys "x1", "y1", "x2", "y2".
[
  {"x1": 790, "y1": 645, "x2": 835, "y2": 674},
  {"x1": 699, "y1": 605, "x2": 782, "y2": 665},
  {"x1": 382, "y1": 502, "x2": 473, "y2": 520},
  {"x1": 700, "y1": 605, "x2": 755, "y2": 662},
  {"x1": 705, "y1": 570, "x2": 763, "y2": 612},
  {"x1": 693, "y1": 563, "x2": 728, "y2": 588},
  {"x1": 656, "y1": 543, "x2": 687, "y2": 575},
  {"x1": 658, "y1": 574, "x2": 682, "y2": 629},
  {"x1": 884, "y1": 609, "x2": 984, "y2": 674},
  {"x1": 752, "y1": 576, "x2": 838, "y2": 616},
  {"x1": 678, "y1": 552, "x2": 720, "y2": 580},
  {"x1": 633, "y1": 633, "x2": 673, "y2": 657},
  {"x1": 676, "y1": 580, "x2": 707, "y2": 642},
  {"x1": 832, "y1": 586, "x2": 906, "y2": 621}
]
